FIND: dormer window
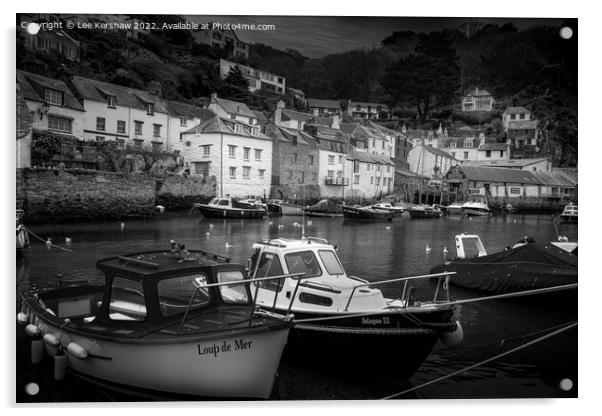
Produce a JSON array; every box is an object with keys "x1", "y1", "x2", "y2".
[
  {"x1": 251, "y1": 126, "x2": 260, "y2": 137},
  {"x1": 450, "y1": 142, "x2": 457, "y2": 148},
  {"x1": 234, "y1": 124, "x2": 244, "y2": 135},
  {"x1": 146, "y1": 103, "x2": 154, "y2": 115},
  {"x1": 464, "y1": 139, "x2": 473, "y2": 148},
  {"x1": 44, "y1": 88, "x2": 63, "y2": 106},
  {"x1": 107, "y1": 95, "x2": 116, "y2": 108}
]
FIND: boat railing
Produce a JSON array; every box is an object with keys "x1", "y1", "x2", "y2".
[
  {"x1": 343, "y1": 271, "x2": 456, "y2": 311},
  {"x1": 177, "y1": 272, "x2": 306, "y2": 333}
]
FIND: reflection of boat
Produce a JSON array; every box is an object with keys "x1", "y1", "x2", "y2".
[
  {"x1": 16, "y1": 209, "x2": 29, "y2": 251},
  {"x1": 247, "y1": 237, "x2": 462, "y2": 377},
  {"x1": 407, "y1": 205, "x2": 443, "y2": 219},
  {"x1": 342, "y1": 205, "x2": 395, "y2": 221},
  {"x1": 461, "y1": 195, "x2": 492, "y2": 216},
  {"x1": 265, "y1": 199, "x2": 304, "y2": 216},
  {"x1": 558, "y1": 203, "x2": 578, "y2": 224},
  {"x1": 193, "y1": 197, "x2": 266, "y2": 219},
  {"x1": 18, "y1": 246, "x2": 293, "y2": 399},
  {"x1": 371, "y1": 202, "x2": 405, "y2": 216},
  {"x1": 304, "y1": 199, "x2": 343, "y2": 218},
  {"x1": 430, "y1": 234, "x2": 577, "y2": 296}
]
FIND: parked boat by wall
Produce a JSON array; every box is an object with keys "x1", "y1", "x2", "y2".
[
  {"x1": 18, "y1": 247, "x2": 294, "y2": 399},
  {"x1": 342, "y1": 205, "x2": 395, "y2": 221},
  {"x1": 265, "y1": 199, "x2": 304, "y2": 216},
  {"x1": 558, "y1": 203, "x2": 578, "y2": 224},
  {"x1": 192, "y1": 197, "x2": 267, "y2": 219},
  {"x1": 430, "y1": 234, "x2": 577, "y2": 299},
  {"x1": 407, "y1": 205, "x2": 443, "y2": 219},
  {"x1": 303, "y1": 199, "x2": 343, "y2": 218},
  {"x1": 247, "y1": 237, "x2": 462, "y2": 377},
  {"x1": 462, "y1": 195, "x2": 492, "y2": 216},
  {"x1": 371, "y1": 202, "x2": 405, "y2": 216},
  {"x1": 441, "y1": 202, "x2": 464, "y2": 215}
]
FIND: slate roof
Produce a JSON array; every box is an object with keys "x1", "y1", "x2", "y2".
[
  {"x1": 280, "y1": 108, "x2": 314, "y2": 122},
  {"x1": 213, "y1": 97, "x2": 257, "y2": 119},
  {"x1": 307, "y1": 98, "x2": 341, "y2": 110},
  {"x1": 452, "y1": 165, "x2": 539, "y2": 184},
  {"x1": 183, "y1": 116, "x2": 271, "y2": 140},
  {"x1": 70, "y1": 75, "x2": 169, "y2": 113},
  {"x1": 464, "y1": 88, "x2": 492, "y2": 97},
  {"x1": 347, "y1": 149, "x2": 394, "y2": 165},
  {"x1": 532, "y1": 171, "x2": 577, "y2": 187},
  {"x1": 165, "y1": 101, "x2": 215, "y2": 120},
  {"x1": 503, "y1": 106, "x2": 530, "y2": 115},
  {"x1": 17, "y1": 70, "x2": 84, "y2": 111},
  {"x1": 423, "y1": 145, "x2": 457, "y2": 160},
  {"x1": 478, "y1": 143, "x2": 509, "y2": 151}
]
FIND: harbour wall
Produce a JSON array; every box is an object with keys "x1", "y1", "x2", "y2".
[{"x1": 16, "y1": 168, "x2": 216, "y2": 223}]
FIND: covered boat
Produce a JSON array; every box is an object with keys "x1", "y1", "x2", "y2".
[
  {"x1": 430, "y1": 234, "x2": 578, "y2": 296},
  {"x1": 303, "y1": 199, "x2": 343, "y2": 218},
  {"x1": 265, "y1": 199, "x2": 304, "y2": 216},
  {"x1": 407, "y1": 205, "x2": 443, "y2": 219},
  {"x1": 17, "y1": 246, "x2": 294, "y2": 399},
  {"x1": 192, "y1": 197, "x2": 267, "y2": 219},
  {"x1": 247, "y1": 237, "x2": 462, "y2": 377},
  {"x1": 342, "y1": 205, "x2": 395, "y2": 221}
]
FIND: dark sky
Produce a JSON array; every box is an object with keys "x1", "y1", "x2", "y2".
[{"x1": 185, "y1": 15, "x2": 567, "y2": 58}]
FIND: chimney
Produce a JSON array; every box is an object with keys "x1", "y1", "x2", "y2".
[
  {"x1": 147, "y1": 81, "x2": 162, "y2": 97},
  {"x1": 331, "y1": 115, "x2": 340, "y2": 130},
  {"x1": 274, "y1": 100, "x2": 285, "y2": 127}
]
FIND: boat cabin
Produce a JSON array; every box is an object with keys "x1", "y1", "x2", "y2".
[
  {"x1": 455, "y1": 234, "x2": 488, "y2": 259},
  {"x1": 37, "y1": 249, "x2": 257, "y2": 331},
  {"x1": 248, "y1": 238, "x2": 389, "y2": 312}
]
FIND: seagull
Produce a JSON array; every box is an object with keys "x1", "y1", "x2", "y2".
[
  {"x1": 206, "y1": 232, "x2": 211, "y2": 236},
  {"x1": 65, "y1": 237, "x2": 72, "y2": 245},
  {"x1": 307, "y1": 221, "x2": 313, "y2": 227},
  {"x1": 443, "y1": 246, "x2": 448, "y2": 254},
  {"x1": 120, "y1": 222, "x2": 125, "y2": 232},
  {"x1": 385, "y1": 226, "x2": 391, "y2": 230},
  {"x1": 425, "y1": 245, "x2": 431, "y2": 253},
  {"x1": 46, "y1": 238, "x2": 52, "y2": 248},
  {"x1": 225, "y1": 242, "x2": 233, "y2": 248}
]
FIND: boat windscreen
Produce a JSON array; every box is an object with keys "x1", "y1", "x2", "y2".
[
  {"x1": 157, "y1": 274, "x2": 210, "y2": 317},
  {"x1": 318, "y1": 250, "x2": 344, "y2": 275},
  {"x1": 285, "y1": 251, "x2": 322, "y2": 278},
  {"x1": 217, "y1": 270, "x2": 249, "y2": 304}
]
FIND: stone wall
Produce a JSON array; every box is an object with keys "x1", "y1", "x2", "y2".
[{"x1": 16, "y1": 168, "x2": 217, "y2": 223}]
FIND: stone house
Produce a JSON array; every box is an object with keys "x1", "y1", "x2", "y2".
[
  {"x1": 461, "y1": 87, "x2": 494, "y2": 112},
  {"x1": 346, "y1": 101, "x2": 390, "y2": 120},
  {"x1": 407, "y1": 144, "x2": 456, "y2": 180},
  {"x1": 345, "y1": 149, "x2": 395, "y2": 200},
  {"x1": 307, "y1": 98, "x2": 342, "y2": 117},
  {"x1": 502, "y1": 106, "x2": 539, "y2": 156},
  {"x1": 180, "y1": 116, "x2": 272, "y2": 199},
  {"x1": 219, "y1": 59, "x2": 285, "y2": 95}
]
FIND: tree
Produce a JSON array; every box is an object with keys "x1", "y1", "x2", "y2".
[
  {"x1": 382, "y1": 31, "x2": 460, "y2": 124},
  {"x1": 225, "y1": 65, "x2": 249, "y2": 89}
]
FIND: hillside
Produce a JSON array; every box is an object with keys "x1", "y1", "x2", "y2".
[{"x1": 16, "y1": 15, "x2": 577, "y2": 166}]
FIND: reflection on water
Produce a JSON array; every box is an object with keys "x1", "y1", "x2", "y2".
[{"x1": 16, "y1": 212, "x2": 577, "y2": 400}]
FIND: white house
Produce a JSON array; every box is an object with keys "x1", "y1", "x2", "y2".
[
  {"x1": 68, "y1": 76, "x2": 170, "y2": 151},
  {"x1": 208, "y1": 93, "x2": 261, "y2": 126},
  {"x1": 192, "y1": 24, "x2": 249, "y2": 59},
  {"x1": 408, "y1": 144, "x2": 457, "y2": 180},
  {"x1": 461, "y1": 87, "x2": 494, "y2": 112},
  {"x1": 307, "y1": 98, "x2": 342, "y2": 117},
  {"x1": 220, "y1": 59, "x2": 285, "y2": 95},
  {"x1": 166, "y1": 101, "x2": 215, "y2": 155},
  {"x1": 347, "y1": 101, "x2": 390, "y2": 120},
  {"x1": 181, "y1": 116, "x2": 273, "y2": 198},
  {"x1": 273, "y1": 100, "x2": 314, "y2": 130},
  {"x1": 345, "y1": 149, "x2": 395, "y2": 199},
  {"x1": 17, "y1": 70, "x2": 85, "y2": 138}
]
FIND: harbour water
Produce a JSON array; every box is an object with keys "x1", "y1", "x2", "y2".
[{"x1": 16, "y1": 211, "x2": 578, "y2": 401}]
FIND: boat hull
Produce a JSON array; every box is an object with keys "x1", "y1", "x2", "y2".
[
  {"x1": 559, "y1": 215, "x2": 578, "y2": 224},
  {"x1": 195, "y1": 204, "x2": 266, "y2": 219},
  {"x1": 342, "y1": 206, "x2": 394, "y2": 221},
  {"x1": 407, "y1": 209, "x2": 442, "y2": 219},
  {"x1": 266, "y1": 203, "x2": 304, "y2": 216},
  {"x1": 23, "y1": 305, "x2": 289, "y2": 399},
  {"x1": 304, "y1": 211, "x2": 344, "y2": 218},
  {"x1": 462, "y1": 208, "x2": 492, "y2": 216}
]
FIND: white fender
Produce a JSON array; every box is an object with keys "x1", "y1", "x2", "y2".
[
  {"x1": 17, "y1": 312, "x2": 29, "y2": 326},
  {"x1": 43, "y1": 333, "x2": 59, "y2": 347},
  {"x1": 25, "y1": 324, "x2": 40, "y2": 337},
  {"x1": 67, "y1": 342, "x2": 88, "y2": 359},
  {"x1": 440, "y1": 321, "x2": 464, "y2": 347}
]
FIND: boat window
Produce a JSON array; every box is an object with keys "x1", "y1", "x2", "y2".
[
  {"x1": 208, "y1": 198, "x2": 218, "y2": 205},
  {"x1": 255, "y1": 252, "x2": 285, "y2": 292},
  {"x1": 318, "y1": 250, "x2": 345, "y2": 275},
  {"x1": 299, "y1": 292, "x2": 333, "y2": 307},
  {"x1": 285, "y1": 251, "x2": 322, "y2": 278},
  {"x1": 157, "y1": 274, "x2": 210, "y2": 317},
  {"x1": 109, "y1": 276, "x2": 147, "y2": 321},
  {"x1": 218, "y1": 199, "x2": 230, "y2": 206},
  {"x1": 217, "y1": 270, "x2": 249, "y2": 304}
]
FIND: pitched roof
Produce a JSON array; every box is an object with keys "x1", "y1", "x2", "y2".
[
  {"x1": 423, "y1": 145, "x2": 457, "y2": 160},
  {"x1": 17, "y1": 70, "x2": 84, "y2": 111},
  {"x1": 532, "y1": 171, "x2": 577, "y2": 187},
  {"x1": 280, "y1": 108, "x2": 314, "y2": 122},
  {"x1": 465, "y1": 158, "x2": 549, "y2": 168},
  {"x1": 349, "y1": 101, "x2": 390, "y2": 110},
  {"x1": 70, "y1": 75, "x2": 169, "y2": 113},
  {"x1": 183, "y1": 116, "x2": 271, "y2": 140},
  {"x1": 307, "y1": 98, "x2": 341, "y2": 109},
  {"x1": 464, "y1": 88, "x2": 492, "y2": 97},
  {"x1": 508, "y1": 120, "x2": 538, "y2": 130},
  {"x1": 452, "y1": 165, "x2": 539, "y2": 184},
  {"x1": 165, "y1": 100, "x2": 214, "y2": 119},
  {"x1": 213, "y1": 97, "x2": 257, "y2": 119},
  {"x1": 503, "y1": 106, "x2": 530, "y2": 115},
  {"x1": 347, "y1": 149, "x2": 394, "y2": 165},
  {"x1": 287, "y1": 87, "x2": 305, "y2": 95},
  {"x1": 478, "y1": 143, "x2": 509, "y2": 151}
]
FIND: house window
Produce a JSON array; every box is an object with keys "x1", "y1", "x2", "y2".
[
  {"x1": 464, "y1": 151, "x2": 469, "y2": 159},
  {"x1": 251, "y1": 126, "x2": 260, "y2": 136},
  {"x1": 202, "y1": 145, "x2": 211, "y2": 156},
  {"x1": 354, "y1": 175, "x2": 360, "y2": 184},
  {"x1": 277, "y1": 77, "x2": 284, "y2": 84},
  {"x1": 451, "y1": 152, "x2": 456, "y2": 158},
  {"x1": 293, "y1": 153, "x2": 298, "y2": 162},
  {"x1": 300, "y1": 172, "x2": 305, "y2": 183},
  {"x1": 254, "y1": 149, "x2": 262, "y2": 161},
  {"x1": 194, "y1": 162, "x2": 210, "y2": 177},
  {"x1": 328, "y1": 155, "x2": 335, "y2": 165},
  {"x1": 135, "y1": 121, "x2": 143, "y2": 135},
  {"x1": 96, "y1": 136, "x2": 105, "y2": 142},
  {"x1": 312, "y1": 172, "x2": 317, "y2": 182},
  {"x1": 243, "y1": 166, "x2": 251, "y2": 179},
  {"x1": 500, "y1": 151, "x2": 504, "y2": 157},
  {"x1": 229, "y1": 167, "x2": 236, "y2": 178},
  {"x1": 96, "y1": 117, "x2": 106, "y2": 131},
  {"x1": 327, "y1": 170, "x2": 334, "y2": 178},
  {"x1": 376, "y1": 164, "x2": 381, "y2": 172},
  {"x1": 116, "y1": 139, "x2": 125, "y2": 149},
  {"x1": 117, "y1": 120, "x2": 126, "y2": 134},
  {"x1": 486, "y1": 150, "x2": 492, "y2": 158},
  {"x1": 386, "y1": 165, "x2": 391, "y2": 173},
  {"x1": 47, "y1": 116, "x2": 72, "y2": 133},
  {"x1": 338, "y1": 155, "x2": 343, "y2": 163},
  {"x1": 520, "y1": 113, "x2": 525, "y2": 119},
  {"x1": 366, "y1": 164, "x2": 370, "y2": 171},
  {"x1": 258, "y1": 169, "x2": 265, "y2": 179},
  {"x1": 44, "y1": 89, "x2": 64, "y2": 106},
  {"x1": 308, "y1": 155, "x2": 314, "y2": 165},
  {"x1": 464, "y1": 139, "x2": 473, "y2": 148},
  {"x1": 243, "y1": 147, "x2": 250, "y2": 161},
  {"x1": 134, "y1": 139, "x2": 144, "y2": 148},
  {"x1": 107, "y1": 95, "x2": 116, "y2": 108},
  {"x1": 146, "y1": 103, "x2": 154, "y2": 115},
  {"x1": 180, "y1": 118, "x2": 187, "y2": 127},
  {"x1": 376, "y1": 177, "x2": 380, "y2": 186},
  {"x1": 234, "y1": 124, "x2": 244, "y2": 135},
  {"x1": 450, "y1": 142, "x2": 457, "y2": 148},
  {"x1": 153, "y1": 124, "x2": 161, "y2": 138},
  {"x1": 228, "y1": 145, "x2": 236, "y2": 158},
  {"x1": 370, "y1": 177, "x2": 374, "y2": 184}
]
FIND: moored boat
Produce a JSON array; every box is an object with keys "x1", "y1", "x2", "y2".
[
  {"x1": 192, "y1": 197, "x2": 267, "y2": 219},
  {"x1": 371, "y1": 202, "x2": 406, "y2": 216},
  {"x1": 304, "y1": 199, "x2": 343, "y2": 218},
  {"x1": 17, "y1": 246, "x2": 295, "y2": 399},
  {"x1": 461, "y1": 195, "x2": 492, "y2": 216},
  {"x1": 265, "y1": 199, "x2": 304, "y2": 216},
  {"x1": 441, "y1": 202, "x2": 464, "y2": 215},
  {"x1": 430, "y1": 234, "x2": 577, "y2": 298},
  {"x1": 342, "y1": 205, "x2": 395, "y2": 221},
  {"x1": 247, "y1": 237, "x2": 462, "y2": 377},
  {"x1": 407, "y1": 205, "x2": 443, "y2": 219},
  {"x1": 558, "y1": 203, "x2": 578, "y2": 224}
]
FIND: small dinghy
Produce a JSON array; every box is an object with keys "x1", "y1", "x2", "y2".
[
  {"x1": 192, "y1": 197, "x2": 267, "y2": 219},
  {"x1": 17, "y1": 244, "x2": 297, "y2": 399}
]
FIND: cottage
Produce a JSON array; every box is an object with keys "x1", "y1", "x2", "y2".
[
  {"x1": 181, "y1": 116, "x2": 272, "y2": 198},
  {"x1": 307, "y1": 98, "x2": 342, "y2": 117},
  {"x1": 208, "y1": 93, "x2": 259, "y2": 125},
  {"x1": 192, "y1": 24, "x2": 249, "y2": 58},
  {"x1": 345, "y1": 149, "x2": 395, "y2": 200},
  {"x1": 502, "y1": 106, "x2": 539, "y2": 157},
  {"x1": 273, "y1": 100, "x2": 314, "y2": 131},
  {"x1": 219, "y1": 59, "x2": 285, "y2": 95},
  {"x1": 341, "y1": 122, "x2": 395, "y2": 159},
  {"x1": 166, "y1": 101, "x2": 215, "y2": 156},
  {"x1": 347, "y1": 101, "x2": 390, "y2": 120},
  {"x1": 407, "y1": 144, "x2": 457, "y2": 180},
  {"x1": 461, "y1": 88, "x2": 494, "y2": 112}
]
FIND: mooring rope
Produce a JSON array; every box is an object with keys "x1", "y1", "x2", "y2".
[
  {"x1": 292, "y1": 283, "x2": 577, "y2": 324},
  {"x1": 380, "y1": 321, "x2": 578, "y2": 400},
  {"x1": 25, "y1": 228, "x2": 73, "y2": 252}
]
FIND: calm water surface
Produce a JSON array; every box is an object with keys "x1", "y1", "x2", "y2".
[{"x1": 16, "y1": 212, "x2": 578, "y2": 401}]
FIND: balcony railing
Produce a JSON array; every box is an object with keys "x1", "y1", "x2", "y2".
[{"x1": 324, "y1": 177, "x2": 349, "y2": 186}]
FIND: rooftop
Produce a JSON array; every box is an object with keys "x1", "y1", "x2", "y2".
[
  {"x1": 450, "y1": 165, "x2": 540, "y2": 184},
  {"x1": 503, "y1": 106, "x2": 531, "y2": 115},
  {"x1": 17, "y1": 70, "x2": 84, "y2": 111},
  {"x1": 307, "y1": 98, "x2": 341, "y2": 109},
  {"x1": 184, "y1": 116, "x2": 271, "y2": 140},
  {"x1": 508, "y1": 120, "x2": 538, "y2": 130},
  {"x1": 212, "y1": 96, "x2": 257, "y2": 119}
]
